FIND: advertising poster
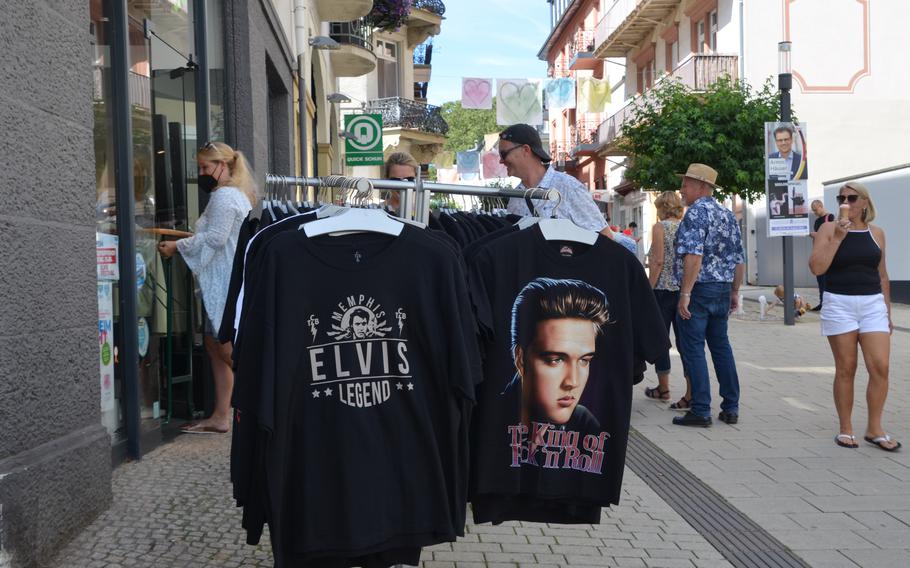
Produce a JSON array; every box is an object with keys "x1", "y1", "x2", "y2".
[
  {"x1": 97, "y1": 282, "x2": 115, "y2": 412},
  {"x1": 96, "y1": 232, "x2": 119, "y2": 281},
  {"x1": 765, "y1": 122, "x2": 809, "y2": 237}
]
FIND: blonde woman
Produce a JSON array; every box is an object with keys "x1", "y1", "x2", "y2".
[
  {"x1": 158, "y1": 141, "x2": 256, "y2": 434},
  {"x1": 644, "y1": 191, "x2": 691, "y2": 408},
  {"x1": 809, "y1": 182, "x2": 898, "y2": 451}
]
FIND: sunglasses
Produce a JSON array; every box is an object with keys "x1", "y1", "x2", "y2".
[
  {"x1": 201, "y1": 141, "x2": 217, "y2": 151},
  {"x1": 390, "y1": 176, "x2": 415, "y2": 182},
  {"x1": 499, "y1": 145, "x2": 524, "y2": 160},
  {"x1": 836, "y1": 194, "x2": 860, "y2": 204}
]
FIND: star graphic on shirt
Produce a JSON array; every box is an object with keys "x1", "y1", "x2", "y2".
[
  {"x1": 324, "y1": 387, "x2": 333, "y2": 397},
  {"x1": 396, "y1": 382, "x2": 403, "y2": 390},
  {"x1": 407, "y1": 382, "x2": 414, "y2": 391},
  {"x1": 312, "y1": 390, "x2": 320, "y2": 398}
]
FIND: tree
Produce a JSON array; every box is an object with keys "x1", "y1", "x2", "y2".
[
  {"x1": 439, "y1": 99, "x2": 500, "y2": 153},
  {"x1": 617, "y1": 76, "x2": 784, "y2": 202}
]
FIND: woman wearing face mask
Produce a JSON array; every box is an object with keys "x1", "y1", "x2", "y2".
[{"x1": 158, "y1": 141, "x2": 256, "y2": 434}]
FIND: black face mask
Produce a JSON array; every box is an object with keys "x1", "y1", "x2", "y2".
[{"x1": 198, "y1": 163, "x2": 223, "y2": 193}]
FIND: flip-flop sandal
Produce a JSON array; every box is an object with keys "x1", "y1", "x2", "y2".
[
  {"x1": 669, "y1": 396, "x2": 691, "y2": 410},
  {"x1": 863, "y1": 434, "x2": 901, "y2": 452},
  {"x1": 644, "y1": 386, "x2": 670, "y2": 400},
  {"x1": 834, "y1": 434, "x2": 858, "y2": 448}
]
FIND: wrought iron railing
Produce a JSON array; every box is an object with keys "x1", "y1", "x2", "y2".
[
  {"x1": 412, "y1": 0, "x2": 446, "y2": 16},
  {"x1": 364, "y1": 97, "x2": 449, "y2": 135},
  {"x1": 413, "y1": 41, "x2": 433, "y2": 66},
  {"x1": 329, "y1": 19, "x2": 374, "y2": 51}
]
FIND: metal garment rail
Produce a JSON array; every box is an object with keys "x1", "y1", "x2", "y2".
[{"x1": 264, "y1": 173, "x2": 558, "y2": 223}]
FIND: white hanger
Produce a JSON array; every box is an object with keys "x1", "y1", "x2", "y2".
[
  {"x1": 304, "y1": 177, "x2": 404, "y2": 237},
  {"x1": 535, "y1": 190, "x2": 598, "y2": 245}
]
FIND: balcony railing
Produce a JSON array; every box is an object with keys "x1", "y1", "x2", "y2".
[
  {"x1": 597, "y1": 54, "x2": 738, "y2": 151},
  {"x1": 570, "y1": 118, "x2": 601, "y2": 148},
  {"x1": 413, "y1": 41, "x2": 433, "y2": 66},
  {"x1": 329, "y1": 19, "x2": 374, "y2": 51},
  {"x1": 594, "y1": 0, "x2": 641, "y2": 51},
  {"x1": 364, "y1": 97, "x2": 449, "y2": 135},
  {"x1": 568, "y1": 28, "x2": 596, "y2": 61},
  {"x1": 412, "y1": 0, "x2": 446, "y2": 16}
]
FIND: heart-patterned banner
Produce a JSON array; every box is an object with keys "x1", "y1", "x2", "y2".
[
  {"x1": 496, "y1": 79, "x2": 543, "y2": 126},
  {"x1": 577, "y1": 77, "x2": 611, "y2": 115},
  {"x1": 544, "y1": 78, "x2": 576, "y2": 110},
  {"x1": 456, "y1": 150, "x2": 480, "y2": 174},
  {"x1": 481, "y1": 150, "x2": 508, "y2": 179},
  {"x1": 462, "y1": 77, "x2": 493, "y2": 110}
]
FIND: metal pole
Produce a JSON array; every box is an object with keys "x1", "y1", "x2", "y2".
[
  {"x1": 194, "y1": 0, "x2": 209, "y2": 144},
  {"x1": 779, "y1": 71, "x2": 795, "y2": 325},
  {"x1": 111, "y1": 0, "x2": 141, "y2": 459},
  {"x1": 298, "y1": 54, "x2": 308, "y2": 179}
]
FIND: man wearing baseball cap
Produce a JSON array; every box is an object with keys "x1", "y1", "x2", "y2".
[
  {"x1": 672, "y1": 164, "x2": 745, "y2": 428},
  {"x1": 498, "y1": 124, "x2": 611, "y2": 236}
]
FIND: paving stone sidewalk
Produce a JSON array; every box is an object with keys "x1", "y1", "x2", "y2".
[
  {"x1": 634, "y1": 288, "x2": 910, "y2": 568},
  {"x1": 48, "y1": 432, "x2": 730, "y2": 568}
]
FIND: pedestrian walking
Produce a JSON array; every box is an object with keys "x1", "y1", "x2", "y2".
[
  {"x1": 809, "y1": 182, "x2": 900, "y2": 451},
  {"x1": 672, "y1": 164, "x2": 745, "y2": 427},
  {"x1": 644, "y1": 191, "x2": 691, "y2": 405},
  {"x1": 158, "y1": 141, "x2": 255, "y2": 434},
  {"x1": 809, "y1": 199, "x2": 834, "y2": 311}
]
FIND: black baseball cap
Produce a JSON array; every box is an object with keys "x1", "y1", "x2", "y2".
[{"x1": 499, "y1": 124, "x2": 551, "y2": 163}]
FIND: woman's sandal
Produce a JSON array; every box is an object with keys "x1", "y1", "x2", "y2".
[
  {"x1": 644, "y1": 386, "x2": 670, "y2": 400},
  {"x1": 863, "y1": 434, "x2": 902, "y2": 452},
  {"x1": 835, "y1": 433, "x2": 859, "y2": 448},
  {"x1": 669, "y1": 396, "x2": 691, "y2": 410}
]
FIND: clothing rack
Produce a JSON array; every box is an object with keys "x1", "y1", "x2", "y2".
[{"x1": 264, "y1": 173, "x2": 559, "y2": 224}]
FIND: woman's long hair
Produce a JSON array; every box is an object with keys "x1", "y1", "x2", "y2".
[{"x1": 197, "y1": 141, "x2": 258, "y2": 206}]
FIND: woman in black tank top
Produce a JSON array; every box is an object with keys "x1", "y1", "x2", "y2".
[{"x1": 809, "y1": 182, "x2": 899, "y2": 451}]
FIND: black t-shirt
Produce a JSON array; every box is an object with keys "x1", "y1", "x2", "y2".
[
  {"x1": 467, "y1": 224, "x2": 668, "y2": 524},
  {"x1": 237, "y1": 224, "x2": 481, "y2": 565},
  {"x1": 814, "y1": 213, "x2": 834, "y2": 233}
]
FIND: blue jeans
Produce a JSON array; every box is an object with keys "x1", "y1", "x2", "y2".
[
  {"x1": 653, "y1": 289, "x2": 687, "y2": 377},
  {"x1": 676, "y1": 282, "x2": 740, "y2": 418}
]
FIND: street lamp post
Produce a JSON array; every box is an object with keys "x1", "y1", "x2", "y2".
[{"x1": 779, "y1": 41, "x2": 795, "y2": 325}]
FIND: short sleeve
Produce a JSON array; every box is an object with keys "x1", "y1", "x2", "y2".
[{"x1": 676, "y1": 207, "x2": 707, "y2": 256}]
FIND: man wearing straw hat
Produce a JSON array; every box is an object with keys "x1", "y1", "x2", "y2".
[{"x1": 672, "y1": 164, "x2": 745, "y2": 428}]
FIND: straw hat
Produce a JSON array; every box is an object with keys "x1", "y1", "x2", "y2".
[{"x1": 676, "y1": 163, "x2": 722, "y2": 190}]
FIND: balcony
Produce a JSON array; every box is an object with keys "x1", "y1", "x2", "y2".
[
  {"x1": 596, "y1": 54, "x2": 738, "y2": 155},
  {"x1": 365, "y1": 97, "x2": 449, "y2": 136},
  {"x1": 329, "y1": 19, "x2": 377, "y2": 77},
  {"x1": 314, "y1": 0, "x2": 372, "y2": 22},
  {"x1": 570, "y1": 118, "x2": 601, "y2": 157},
  {"x1": 549, "y1": 141, "x2": 576, "y2": 171},
  {"x1": 568, "y1": 29, "x2": 598, "y2": 71},
  {"x1": 593, "y1": 0, "x2": 681, "y2": 58},
  {"x1": 406, "y1": 0, "x2": 445, "y2": 47}
]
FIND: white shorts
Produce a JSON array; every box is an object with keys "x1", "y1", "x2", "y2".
[{"x1": 820, "y1": 292, "x2": 889, "y2": 336}]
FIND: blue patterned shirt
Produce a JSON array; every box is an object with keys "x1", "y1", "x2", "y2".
[{"x1": 675, "y1": 197, "x2": 745, "y2": 283}]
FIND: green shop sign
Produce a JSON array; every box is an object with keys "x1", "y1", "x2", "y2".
[{"x1": 344, "y1": 114, "x2": 384, "y2": 166}]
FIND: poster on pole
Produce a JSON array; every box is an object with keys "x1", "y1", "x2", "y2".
[{"x1": 765, "y1": 122, "x2": 809, "y2": 237}]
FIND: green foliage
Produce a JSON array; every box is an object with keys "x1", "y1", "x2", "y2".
[
  {"x1": 439, "y1": 99, "x2": 500, "y2": 153},
  {"x1": 617, "y1": 76, "x2": 786, "y2": 202}
]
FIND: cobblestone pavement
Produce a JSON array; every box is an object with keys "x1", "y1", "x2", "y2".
[
  {"x1": 49, "y1": 287, "x2": 910, "y2": 568},
  {"x1": 48, "y1": 433, "x2": 730, "y2": 568}
]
